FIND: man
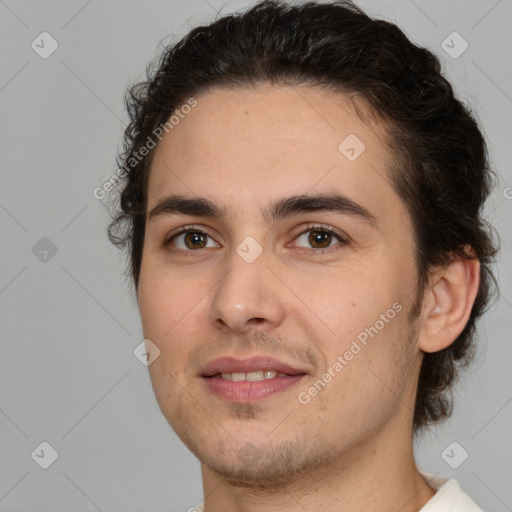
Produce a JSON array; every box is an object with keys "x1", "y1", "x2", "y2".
[{"x1": 107, "y1": 1, "x2": 497, "y2": 510}]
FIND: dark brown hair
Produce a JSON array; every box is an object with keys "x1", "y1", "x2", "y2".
[{"x1": 107, "y1": 0, "x2": 498, "y2": 431}]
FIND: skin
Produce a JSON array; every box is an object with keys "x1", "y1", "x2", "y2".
[{"x1": 137, "y1": 84, "x2": 480, "y2": 512}]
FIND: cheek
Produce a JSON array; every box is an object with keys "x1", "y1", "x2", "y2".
[
  {"x1": 289, "y1": 260, "x2": 403, "y2": 343},
  {"x1": 138, "y1": 267, "x2": 211, "y2": 382},
  {"x1": 288, "y1": 258, "x2": 413, "y2": 400},
  {"x1": 138, "y1": 265, "x2": 204, "y2": 336},
  {"x1": 300, "y1": 306, "x2": 414, "y2": 436}
]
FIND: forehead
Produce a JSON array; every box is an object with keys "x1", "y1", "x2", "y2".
[{"x1": 146, "y1": 85, "x2": 398, "y2": 219}]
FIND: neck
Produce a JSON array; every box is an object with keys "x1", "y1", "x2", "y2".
[{"x1": 200, "y1": 416, "x2": 435, "y2": 512}]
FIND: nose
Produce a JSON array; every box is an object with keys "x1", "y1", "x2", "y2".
[{"x1": 208, "y1": 250, "x2": 286, "y2": 334}]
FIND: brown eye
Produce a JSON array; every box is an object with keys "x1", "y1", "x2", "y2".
[
  {"x1": 308, "y1": 230, "x2": 333, "y2": 248},
  {"x1": 293, "y1": 227, "x2": 346, "y2": 251},
  {"x1": 184, "y1": 232, "x2": 207, "y2": 249},
  {"x1": 169, "y1": 230, "x2": 219, "y2": 250}
]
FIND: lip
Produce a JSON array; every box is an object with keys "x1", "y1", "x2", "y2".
[
  {"x1": 200, "y1": 356, "x2": 308, "y2": 403},
  {"x1": 200, "y1": 356, "x2": 307, "y2": 377}
]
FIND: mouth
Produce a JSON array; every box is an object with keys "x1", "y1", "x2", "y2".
[
  {"x1": 200, "y1": 356, "x2": 308, "y2": 402},
  {"x1": 216, "y1": 370, "x2": 288, "y2": 381}
]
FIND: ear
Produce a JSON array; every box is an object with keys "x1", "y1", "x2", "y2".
[{"x1": 417, "y1": 251, "x2": 480, "y2": 354}]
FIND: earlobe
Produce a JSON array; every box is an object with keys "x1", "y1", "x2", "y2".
[{"x1": 417, "y1": 253, "x2": 480, "y2": 354}]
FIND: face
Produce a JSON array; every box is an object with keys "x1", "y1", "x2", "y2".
[{"x1": 138, "y1": 85, "x2": 423, "y2": 486}]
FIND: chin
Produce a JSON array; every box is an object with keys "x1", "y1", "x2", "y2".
[{"x1": 187, "y1": 431, "x2": 341, "y2": 490}]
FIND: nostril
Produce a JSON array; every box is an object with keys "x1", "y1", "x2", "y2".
[{"x1": 215, "y1": 318, "x2": 229, "y2": 328}]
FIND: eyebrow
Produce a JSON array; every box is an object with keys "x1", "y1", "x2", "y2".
[{"x1": 147, "y1": 193, "x2": 376, "y2": 226}]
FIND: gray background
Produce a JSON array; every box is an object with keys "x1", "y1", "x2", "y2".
[{"x1": 1, "y1": 0, "x2": 511, "y2": 511}]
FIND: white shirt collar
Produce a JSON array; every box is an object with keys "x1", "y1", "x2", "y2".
[{"x1": 420, "y1": 473, "x2": 485, "y2": 511}]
